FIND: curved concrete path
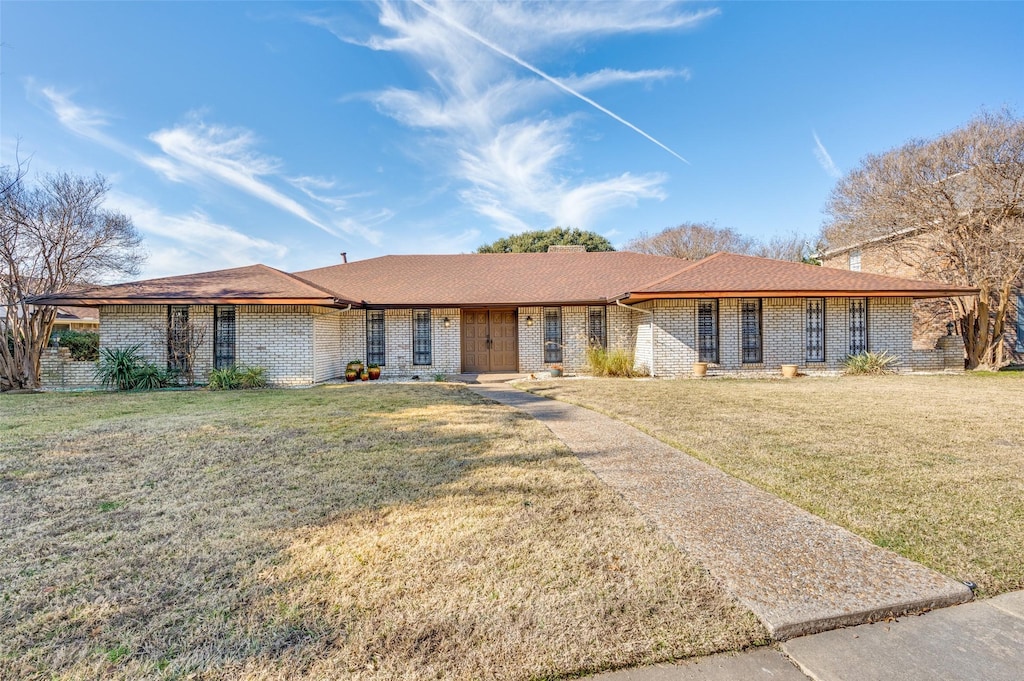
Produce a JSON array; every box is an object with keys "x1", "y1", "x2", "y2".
[{"x1": 468, "y1": 383, "x2": 972, "y2": 640}]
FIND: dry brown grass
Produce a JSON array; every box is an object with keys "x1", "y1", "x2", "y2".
[
  {"x1": 525, "y1": 373, "x2": 1024, "y2": 597},
  {"x1": 0, "y1": 385, "x2": 764, "y2": 680}
]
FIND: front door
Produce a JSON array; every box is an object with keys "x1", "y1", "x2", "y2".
[{"x1": 461, "y1": 309, "x2": 518, "y2": 372}]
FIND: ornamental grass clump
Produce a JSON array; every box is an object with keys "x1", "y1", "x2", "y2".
[
  {"x1": 586, "y1": 345, "x2": 645, "y2": 377},
  {"x1": 843, "y1": 350, "x2": 899, "y2": 375},
  {"x1": 208, "y1": 365, "x2": 267, "y2": 390},
  {"x1": 95, "y1": 344, "x2": 173, "y2": 391}
]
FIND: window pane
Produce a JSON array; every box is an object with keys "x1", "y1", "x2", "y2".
[
  {"x1": 1016, "y1": 294, "x2": 1024, "y2": 353},
  {"x1": 849, "y1": 298, "x2": 868, "y2": 355},
  {"x1": 214, "y1": 305, "x2": 236, "y2": 369},
  {"x1": 588, "y1": 306, "x2": 607, "y2": 348},
  {"x1": 543, "y1": 308, "x2": 562, "y2": 363},
  {"x1": 366, "y1": 310, "x2": 385, "y2": 366},
  {"x1": 697, "y1": 300, "x2": 718, "y2": 363},
  {"x1": 806, "y1": 298, "x2": 825, "y2": 362},
  {"x1": 413, "y1": 309, "x2": 432, "y2": 365},
  {"x1": 168, "y1": 305, "x2": 190, "y2": 373},
  {"x1": 741, "y1": 299, "x2": 762, "y2": 364}
]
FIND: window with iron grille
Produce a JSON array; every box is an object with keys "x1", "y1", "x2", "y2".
[
  {"x1": 214, "y1": 305, "x2": 236, "y2": 369},
  {"x1": 697, "y1": 300, "x2": 718, "y2": 363},
  {"x1": 588, "y1": 306, "x2": 607, "y2": 348},
  {"x1": 741, "y1": 298, "x2": 762, "y2": 364},
  {"x1": 167, "y1": 305, "x2": 190, "y2": 374},
  {"x1": 413, "y1": 309, "x2": 432, "y2": 365},
  {"x1": 366, "y1": 310, "x2": 385, "y2": 366},
  {"x1": 806, "y1": 298, "x2": 825, "y2": 362},
  {"x1": 849, "y1": 298, "x2": 868, "y2": 355},
  {"x1": 543, "y1": 307, "x2": 562, "y2": 363},
  {"x1": 1016, "y1": 293, "x2": 1024, "y2": 352}
]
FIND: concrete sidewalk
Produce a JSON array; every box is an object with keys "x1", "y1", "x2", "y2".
[
  {"x1": 469, "y1": 384, "x2": 971, "y2": 639},
  {"x1": 590, "y1": 591, "x2": 1024, "y2": 680}
]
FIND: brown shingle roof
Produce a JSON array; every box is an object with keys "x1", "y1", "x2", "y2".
[
  {"x1": 29, "y1": 264, "x2": 349, "y2": 306},
  {"x1": 293, "y1": 252, "x2": 691, "y2": 306},
  {"x1": 627, "y1": 252, "x2": 978, "y2": 300}
]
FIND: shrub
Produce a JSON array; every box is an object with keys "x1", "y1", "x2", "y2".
[
  {"x1": 586, "y1": 345, "x2": 646, "y2": 378},
  {"x1": 239, "y1": 365, "x2": 267, "y2": 389},
  {"x1": 95, "y1": 345, "x2": 172, "y2": 390},
  {"x1": 58, "y1": 330, "x2": 99, "y2": 361},
  {"x1": 208, "y1": 365, "x2": 267, "y2": 390},
  {"x1": 844, "y1": 351, "x2": 899, "y2": 375}
]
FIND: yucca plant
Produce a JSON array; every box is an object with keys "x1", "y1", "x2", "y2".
[
  {"x1": 208, "y1": 366, "x2": 242, "y2": 390},
  {"x1": 844, "y1": 350, "x2": 899, "y2": 375},
  {"x1": 96, "y1": 344, "x2": 145, "y2": 390},
  {"x1": 238, "y1": 365, "x2": 267, "y2": 389}
]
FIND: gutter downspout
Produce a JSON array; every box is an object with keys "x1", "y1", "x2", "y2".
[{"x1": 615, "y1": 297, "x2": 655, "y2": 378}]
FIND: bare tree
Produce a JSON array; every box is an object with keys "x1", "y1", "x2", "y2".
[
  {"x1": 1, "y1": 168, "x2": 144, "y2": 390},
  {"x1": 624, "y1": 222, "x2": 756, "y2": 260},
  {"x1": 164, "y1": 309, "x2": 208, "y2": 385},
  {"x1": 823, "y1": 110, "x2": 1024, "y2": 369}
]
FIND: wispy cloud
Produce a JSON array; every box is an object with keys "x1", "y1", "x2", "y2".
[
  {"x1": 106, "y1": 193, "x2": 290, "y2": 278},
  {"x1": 314, "y1": 0, "x2": 706, "y2": 233},
  {"x1": 812, "y1": 130, "x2": 841, "y2": 179}
]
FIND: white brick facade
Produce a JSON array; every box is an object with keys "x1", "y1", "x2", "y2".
[{"x1": 69, "y1": 295, "x2": 944, "y2": 391}]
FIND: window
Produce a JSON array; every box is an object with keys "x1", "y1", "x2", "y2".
[
  {"x1": 697, "y1": 300, "x2": 718, "y2": 363},
  {"x1": 413, "y1": 309, "x2": 432, "y2": 365},
  {"x1": 543, "y1": 307, "x2": 562, "y2": 363},
  {"x1": 849, "y1": 249, "x2": 862, "y2": 272},
  {"x1": 806, "y1": 298, "x2": 825, "y2": 362},
  {"x1": 1016, "y1": 293, "x2": 1024, "y2": 352},
  {"x1": 741, "y1": 298, "x2": 762, "y2": 364},
  {"x1": 167, "y1": 305, "x2": 190, "y2": 374},
  {"x1": 588, "y1": 306, "x2": 607, "y2": 348},
  {"x1": 214, "y1": 305, "x2": 236, "y2": 369},
  {"x1": 366, "y1": 310, "x2": 385, "y2": 366},
  {"x1": 849, "y1": 298, "x2": 868, "y2": 355}
]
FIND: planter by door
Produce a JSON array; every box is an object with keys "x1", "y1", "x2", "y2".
[{"x1": 461, "y1": 309, "x2": 518, "y2": 372}]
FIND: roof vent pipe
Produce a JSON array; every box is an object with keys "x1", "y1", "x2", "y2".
[{"x1": 340, "y1": 252, "x2": 348, "y2": 264}]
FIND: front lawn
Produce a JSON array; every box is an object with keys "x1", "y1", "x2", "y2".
[
  {"x1": 524, "y1": 373, "x2": 1024, "y2": 597},
  {"x1": 0, "y1": 385, "x2": 763, "y2": 680}
]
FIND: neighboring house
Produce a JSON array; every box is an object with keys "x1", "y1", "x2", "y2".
[
  {"x1": 52, "y1": 307, "x2": 100, "y2": 335},
  {"x1": 822, "y1": 235, "x2": 1022, "y2": 360},
  {"x1": 30, "y1": 251, "x2": 976, "y2": 386}
]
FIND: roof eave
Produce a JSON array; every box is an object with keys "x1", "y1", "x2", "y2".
[
  {"x1": 624, "y1": 289, "x2": 979, "y2": 301},
  {"x1": 26, "y1": 296, "x2": 360, "y2": 307}
]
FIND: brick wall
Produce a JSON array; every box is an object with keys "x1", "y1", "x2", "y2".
[
  {"x1": 99, "y1": 305, "x2": 167, "y2": 367},
  {"x1": 39, "y1": 347, "x2": 99, "y2": 390},
  {"x1": 236, "y1": 305, "x2": 314, "y2": 386},
  {"x1": 518, "y1": 307, "x2": 544, "y2": 372},
  {"x1": 374, "y1": 308, "x2": 461, "y2": 376},
  {"x1": 312, "y1": 309, "x2": 344, "y2": 383}
]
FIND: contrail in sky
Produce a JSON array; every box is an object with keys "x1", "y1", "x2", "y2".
[{"x1": 410, "y1": 0, "x2": 690, "y2": 165}]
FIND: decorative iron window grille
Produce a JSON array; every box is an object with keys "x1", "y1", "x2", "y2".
[
  {"x1": 849, "y1": 298, "x2": 868, "y2": 355},
  {"x1": 1016, "y1": 293, "x2": 1024, "y2": 352},
  {"x1": 806, "y1": 298, "x2": 825, "y2": 362},
  {"x1": 214, "y1": 305, "x2": 236, "y2": 369},
  {"x1": 167, "y1": 305, "x2": 190, "y2": 374},
  {"x1": 366, "y1": 310, "x2": 385, "y2": 366},
  {"x1": 697, "y1": 300, "x2": 719, "y2": 363},
  {"x1": 413, "y1": 309, "x2": 432, "y2": 365},
  {"x1": 588, "y1": 306, "x2": 607, "y2": 348},
  {"x1": 741, "y1": 298, "x2": 763, "y2": 364},
  {"x1": 543, "y1": 307, "x2": 562, "y2": 363}
]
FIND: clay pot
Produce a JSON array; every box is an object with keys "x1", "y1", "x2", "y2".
[
  {"x1": 368, "y1": 367, "x2": 381, "y2": 380},
  {"x1": 345, "y1": 369, "x2": 358, "y2": 382},
  {"x1": 781, "y1": 364, "x2": 799, "y2": 378},
  {"x1": 360, "y1": 371, "x2": 369, "y2": 381},
  {"x1": 692, "y1": 362, "x2": 708, "y2": 377}
]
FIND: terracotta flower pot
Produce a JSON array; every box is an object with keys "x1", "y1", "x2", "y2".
[
  {"x1": 368, "y1": 367, "x2": 381, "y2": 380},
  {"x1": 345, "y1": 370, "x2": 358, "y2": 382},
  {"x1": 692, "y1": 362, "x2": 708, "y2": 377},
  {"x1": 781, "y1": 364, "x2": 799, "y2": 378},
  {"x1": 360, "y1": 371, "x2": 369, "y2": 381}
]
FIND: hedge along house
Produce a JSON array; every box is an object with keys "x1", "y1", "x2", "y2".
[{"x1": 31, "y1": 251, "x2": 977, "y2": 386}]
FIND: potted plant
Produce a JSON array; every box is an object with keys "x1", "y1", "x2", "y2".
[
  {"x1": 345, "y1": 367, "x2": 359, "y2": 382},
  {"x1": 367, "y1": 363, "x2": 381, "y2": 380},
  {"x1": 781, "y1": 364, "x2": 799, "y2": 378},
  {"x1": 548, "y1": 364, "x2": 563, "y2": 378},
  {"x1": 692, "y1": 361, "x2": 708, "y2": 377},
  {"x1": 347, "y1": 359, "x2": 364, "y2": 374},
  {"x1": 360, "y1": 369, "x2": 369, "y2": 381}
]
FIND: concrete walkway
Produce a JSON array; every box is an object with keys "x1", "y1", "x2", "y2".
[{"x1": 468, "y1": 383, "x2": 972, "y2": 640}]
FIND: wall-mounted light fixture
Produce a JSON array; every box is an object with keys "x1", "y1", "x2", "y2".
[
  {"x1": 946, "y1": 320, "x2": 955, "y2": 336},
  {"x1": 526, "y1": 315, "x2": 534, "y2": 326},
  {"x1": 443, "y1": 317, "x2": 451, "y2": 328}
]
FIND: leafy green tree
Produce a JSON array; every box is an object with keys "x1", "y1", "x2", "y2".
[{"x1": 476, "y1": 227, "x2": 614, "y2": 253}]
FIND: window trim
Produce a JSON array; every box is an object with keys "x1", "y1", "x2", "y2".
[
  {"x1": 543, "y1": 307, "x2": 563, "y2": 364},
  {"x1": 741, "y1": 298, "x2": 763, "y2": 364},
  {"x1": 366, "y1": 310, "x2": 386, "y2": 366},
  {"x1": 412, "y1": 309, "x2": 432, "y2": 366},
  {"x1": 697, "y1": 299, "x2": 719, "y2": 364},
  {"x1": 805, "y1": 298, "x2": 826, "y2": 363},
  {"x1": 213, "y1": 305, "x2": 236, "y2": 370}
]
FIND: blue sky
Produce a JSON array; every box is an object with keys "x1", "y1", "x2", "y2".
[{"x1": 2, "y1": 1, "x2": 1022, "y2": 280}]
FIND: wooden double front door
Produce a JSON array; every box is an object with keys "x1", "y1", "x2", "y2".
[{"x1": 461, "y1": 309, "x2": 518, "y2": 372}]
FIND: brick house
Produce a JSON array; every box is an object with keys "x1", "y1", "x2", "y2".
[
  {"x1": 821, "y1": 233, "x2": 1022, "y2": 362},
  {"x1": 31, "y1": 251, "x2": 976, "y2": 386}
]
